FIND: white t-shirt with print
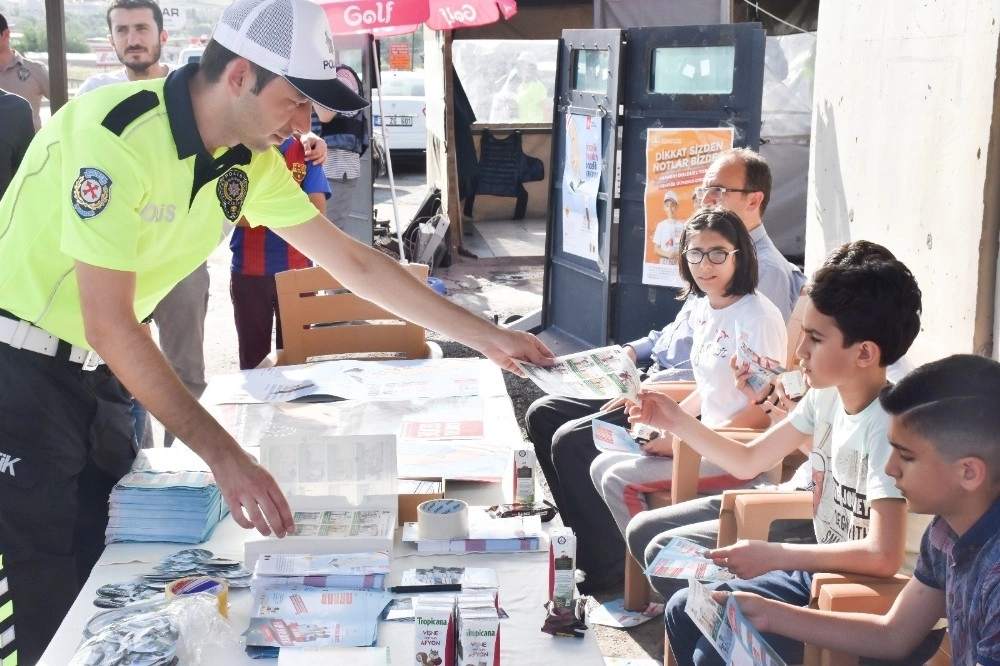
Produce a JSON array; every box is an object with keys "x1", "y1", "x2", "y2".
[
  {"x1": 689, "y1": 292, "x2": 786, "y2": 426},
  {"x1": 788, "y1": 387, "x2": 900, "y2": 544}
]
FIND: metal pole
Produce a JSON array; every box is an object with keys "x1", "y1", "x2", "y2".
[{"x1": 45, "y1": 0, "x2": 68, "y2": 113}]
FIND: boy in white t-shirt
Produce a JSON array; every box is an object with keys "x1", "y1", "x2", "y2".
[{"x1": 631, "y1": 245, "x2": 943, "y2": 665}]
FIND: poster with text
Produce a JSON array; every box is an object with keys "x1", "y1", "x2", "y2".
[
  {"x1": 561, "y1": 113, "x2": 602, "y2": 261},
  {"x1": 642, "y1": 128, "x2": 734, "y2": 287}
]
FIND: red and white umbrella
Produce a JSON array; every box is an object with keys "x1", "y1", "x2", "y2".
[
  {"x1": 323, "y1": 0, "x2": 516, "y2": 35},
  {"x1": 318, "y1": 0, "x2": 518, "y2": 260}
]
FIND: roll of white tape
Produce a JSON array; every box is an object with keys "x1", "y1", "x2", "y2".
[{"x1": 417, "y1": 498, "x2": 470, "y2": 540}]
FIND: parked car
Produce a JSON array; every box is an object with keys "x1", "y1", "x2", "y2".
[
  {"x1": 178, "y1": 47, "x2": 205, "y2": 65},
  {"x1": 371, "y1": 70, "x2": 426, "y2": 156}
]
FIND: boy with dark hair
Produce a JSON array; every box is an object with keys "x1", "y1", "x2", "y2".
[
  {"x1": 630, "y1": 246, "x2": 938, "y2": 665},
  {"x1": 733, "y1": 353, "x2": 1000, "y2": 665}
]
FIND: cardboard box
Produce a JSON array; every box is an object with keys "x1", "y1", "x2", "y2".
[{"x1": 397, "y1": 479, "x2": 446, "y2": 526}]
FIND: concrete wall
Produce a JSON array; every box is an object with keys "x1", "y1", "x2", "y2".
[{"x1": 807, "y1": 0, "x2": 1000, "y2": 363}]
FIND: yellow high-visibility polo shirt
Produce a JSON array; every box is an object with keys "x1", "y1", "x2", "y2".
[{"x1": 0, "y1": 65, "x2": 318, "y2": 349}]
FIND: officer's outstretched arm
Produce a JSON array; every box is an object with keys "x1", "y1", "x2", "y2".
[{"x1": 75, "y1": 260, "x2": 296, "y2": 539}]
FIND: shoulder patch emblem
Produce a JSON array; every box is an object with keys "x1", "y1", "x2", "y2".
[
  {"x1": 217, "y1": 168, "x2": 249, "y2": 222},
  {"x1": 71, "y1": 168, "x2": 113, "y2": 219},
  {"x1": 17, "y1": 67, "x2": 29, "y2": 81}
]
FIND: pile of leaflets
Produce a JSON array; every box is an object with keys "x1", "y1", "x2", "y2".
[
  {"x1": 105, "y1": 471, "x2": 229, "y2": 544},
  {"x1": 250, "y1": 552, "x2": 391, "y2": 594}
]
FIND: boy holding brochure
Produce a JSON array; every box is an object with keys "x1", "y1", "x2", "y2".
[
  {"x1": 629, "y1": 246, "x2": 943, "y2": 665},
  {"x1": 731, "y1": 354, "x2": 1000, "y2": 665}
]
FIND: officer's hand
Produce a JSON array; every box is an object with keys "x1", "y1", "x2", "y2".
[
  {"x1": 473, "y1": 329, "x2": 554, "y2": 376},
  {"x1": 211, "y1": 447, "x2": 295, "y2": 537}
]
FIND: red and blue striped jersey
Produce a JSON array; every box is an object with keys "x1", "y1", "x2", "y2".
[{"x1": 230, "y1": 137, "x2": 330, "y2": 276}]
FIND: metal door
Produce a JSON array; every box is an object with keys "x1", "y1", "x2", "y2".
[
  {"x1": 540, "y1": 29, "x2": 624, "y2": 353},
  {"x1": 613, "y1": 23, "x2": 766, "y2": 343}
]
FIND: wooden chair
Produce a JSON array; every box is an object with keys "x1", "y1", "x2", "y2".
[
  {"x1": 272, "y1": 263, "x2": 441, "y2": 365},
  {"x1": 623, "y1": 293, "x2": 810, "y2": 611}
]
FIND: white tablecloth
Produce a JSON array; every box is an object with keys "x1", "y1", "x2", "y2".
[
  {"x1": 40, "y1": 358, "x2": 604, "y2": 664},
  {"x1": 41, "y1": 496, "x2": 604, "y2": 665}
]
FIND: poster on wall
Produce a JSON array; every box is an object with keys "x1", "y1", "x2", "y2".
[
  {"x1": 561, "y1": 114, "x2": 602, "y2": 261},
  {"x1": 642, "y1": 128, "x2": 734, "y2": 287}
]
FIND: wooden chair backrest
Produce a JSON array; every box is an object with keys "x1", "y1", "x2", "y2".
[{"x1": 275, "y1": 263, "x2": 432, "y2": 365}]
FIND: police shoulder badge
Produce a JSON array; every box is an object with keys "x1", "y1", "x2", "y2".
[
  {"x1": 217, "y1": 168, "x2": 249, "y2": 222},
  {"x1": 71, "y1": 167, "x2": 113, "y2": 219}
]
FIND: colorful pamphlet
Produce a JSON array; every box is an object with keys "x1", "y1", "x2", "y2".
[
  {"x1": 685, "y1": 579, "x2": 787, "y2": 666},
  {"x1": 591, "y1": 419, "x2": 645, "y2": 455},
  {"x1": 512, "y1": 346, "x2": 642, "y2": 401},
  {"x1": 644, "y1": 537, "x2": 735, "y2": 582},
  {"x1": 244, "y1": 586, "x2": 392, "y2": 657}
]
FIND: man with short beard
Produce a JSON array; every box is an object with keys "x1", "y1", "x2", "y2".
[{"x1": 78, "y1": 0, "x2": 170, "y2": 94}]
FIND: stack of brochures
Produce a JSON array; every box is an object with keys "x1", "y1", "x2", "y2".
[
  {"x1": 105, "y1": 471, "x2": 228, "y2": 544},
  {"x1": 401, "y1": 508, "x2": 543, "y2": 553},
  {"x1": 250, "y1": 552, "x2": 391, "y2": 594}
]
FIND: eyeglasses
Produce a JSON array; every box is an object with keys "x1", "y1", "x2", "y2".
[
  {"x1": 692, "y1": 186, "x2": 758, "y2": 203},
  {"x1": 683, "y1": 248, "x2": 739, "y2": 265}
]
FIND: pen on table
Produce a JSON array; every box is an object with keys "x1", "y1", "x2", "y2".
[{"x1": 389, "y1": 584, "x2": 463, "y2": 594}]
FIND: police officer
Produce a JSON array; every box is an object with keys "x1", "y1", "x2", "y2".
[{"x1": 0, "y1": 0, "x2": 553, "y2": 661}]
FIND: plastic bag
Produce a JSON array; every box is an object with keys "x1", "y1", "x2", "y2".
[{"x1": 72, "y1": 593, "x2": 235, "y2": 666}]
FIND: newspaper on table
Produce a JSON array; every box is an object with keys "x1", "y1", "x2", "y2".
[
  {"x1": 734, "y1": 324, "x2": 806, "y2": 399},
  {"x1": 512, "y1": 346, "x2": 642, "y2": 401},
  {"x1": 685, "y1": 579, "x2": 787, "y2": 666},
  {"x1": 201, "y1": 358, "x2": 481, "y2": 405},
  {"x1": 644, "y1": 537, "x2": 736, "y2": 582}
]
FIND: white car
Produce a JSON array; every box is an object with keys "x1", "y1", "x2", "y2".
[
  {"x1": 371, "y1": 70, "x2": 426, "y2": 156},
  {"x1": 178, "y1": 47, "x2": 205, "y2": 65}
]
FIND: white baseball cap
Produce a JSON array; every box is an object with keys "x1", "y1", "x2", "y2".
[{"x1": 212, "y1": 0, "x2": 368, "y2": 113}]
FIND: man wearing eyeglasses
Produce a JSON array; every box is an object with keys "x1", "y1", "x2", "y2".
[
  {"x1": 691, "y1": 147, "x2": 805, "y2": 320},
  {"x1": 524, "y1": 147, "x2": 805, "y2": 594}
]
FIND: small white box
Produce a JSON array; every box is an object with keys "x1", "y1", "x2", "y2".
[{"x1": 549, "y1": 526, "x2": 576, "y2": 608}]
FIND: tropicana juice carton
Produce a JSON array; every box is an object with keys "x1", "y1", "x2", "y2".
[
  {"x1": 414, "y1": 594, "x2": 456, "y2": 666},
  {"x1": 456, "y1": 597, "x2": 500, "y2": 666}
]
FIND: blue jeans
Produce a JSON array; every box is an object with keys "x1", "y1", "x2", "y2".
[{"x1": 666, "y1": 570, "x2": 946, "y2": 666}]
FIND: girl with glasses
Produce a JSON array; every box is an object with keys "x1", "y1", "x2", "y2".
[{"x1": 591, "y1": 206, "x2": 787, "y2": 540}]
